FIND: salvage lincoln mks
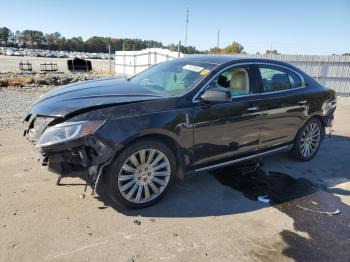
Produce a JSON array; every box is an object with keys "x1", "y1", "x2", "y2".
[{"x1": 23, "y1": 56, "x2": 336, "y2": 208}]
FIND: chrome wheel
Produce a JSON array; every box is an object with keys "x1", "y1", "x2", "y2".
[
  {"x1": 299, "y1": 122, "x2": 321, "y2": 158},
  {"x1": 117, "y1": 148, "x2": 171, "y2": 204}
]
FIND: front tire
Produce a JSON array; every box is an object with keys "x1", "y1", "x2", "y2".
[
  {"x1": 105, "y1": 139, "x2": 176, "y2": 208},
  {"x1": 291, "y1": 118, "x2": 324, "y2": 161}
]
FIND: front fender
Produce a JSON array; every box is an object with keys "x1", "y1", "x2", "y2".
[{"x1": 95, "y1": 109, "x2": 194, "y2": 152}]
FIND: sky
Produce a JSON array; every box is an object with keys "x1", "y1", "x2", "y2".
[{"x1": 0, "y1": 0, "x2": 349, "y2": 55}]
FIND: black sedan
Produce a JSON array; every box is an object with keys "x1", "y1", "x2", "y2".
[{"x1": 23, "y1": 56, "x2": 336, "y2": 208}]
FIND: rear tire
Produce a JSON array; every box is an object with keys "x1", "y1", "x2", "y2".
[
  {"x1": 105, "y1": 139, "x2": 176, "y2": 209},
  {"x1": 291, "y1": 118, "x2": 324, "y2": 161}
]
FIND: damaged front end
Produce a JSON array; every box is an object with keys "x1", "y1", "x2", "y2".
[{"x1": 24, "y1": 116, "x2": 115, "y2": 195}]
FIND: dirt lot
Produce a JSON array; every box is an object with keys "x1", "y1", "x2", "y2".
[{"x1": 0, "y1": 90, "x2": 349, "y2": 262}]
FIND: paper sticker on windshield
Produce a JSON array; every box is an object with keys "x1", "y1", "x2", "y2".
[
  {"x1": 183, "y1": 64, "x2": 204, "y2": 72},
  {"x1": 200, "y1": 69, "x2": 210, "y2": 76}
]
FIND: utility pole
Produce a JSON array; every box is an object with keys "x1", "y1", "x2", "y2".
[
  {"x1": 178, "y1": 41, "x2": 181, "y2": 58},
  {"x1": 184, "y1": 8, "x2": 189, "y2": 53},
  {"x1": 108, "y1": 43, "x2": 112, "y2": 75},
  {"x1": 216, "y1": 29, "x2": 220, "y2": 54}
]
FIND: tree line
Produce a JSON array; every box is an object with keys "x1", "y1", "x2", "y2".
[
  {"x1": 1, "y1": 27, "x2": 349, "y2": 56},
  {"x1": 0, "y1": 26, "x2": 251, "y2": 55},
  {"x1": 0, "y1": 27, "x2": 205, "y2": 54}
]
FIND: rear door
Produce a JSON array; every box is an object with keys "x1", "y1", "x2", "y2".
[
  {"x1": 191, "y1": 64, "x2": 264, "y2": 167},
  {"x1": 256, "y1": 64, "x2": 308, "y2": 148}
]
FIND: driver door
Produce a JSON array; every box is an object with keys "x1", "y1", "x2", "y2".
[{"x1": 191, "y1": 64, "x2": 264, "y2": 167}]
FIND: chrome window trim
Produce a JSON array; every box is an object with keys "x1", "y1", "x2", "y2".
[
  {"x1": 256, "y1": 62, "x2": 306, "y2": 89},
  {"x1": 192, "y1": 61, "x2": 306, "y2": 103}
]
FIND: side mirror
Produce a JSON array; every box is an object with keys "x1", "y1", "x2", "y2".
[{"x1": 200, "y1": 89, "x2": 231, "y2": 103}]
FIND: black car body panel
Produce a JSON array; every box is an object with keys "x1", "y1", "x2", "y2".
[
  {"x1": 27, "y1": 78, "x2": 165, "y2": 118},
  {"x1": 23, "y1": 56, "x2": 336, "y2": 191}
]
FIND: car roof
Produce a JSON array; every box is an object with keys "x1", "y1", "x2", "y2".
[
  {"x1": 179, "y1": 55, "x2": 288, "y2": 66},
  {"x1": 179, "y1": 55, "x2": 303, "y2": 74},
  {"x1": 179, "y1": 55, "x2": 242, "y2": 65}
]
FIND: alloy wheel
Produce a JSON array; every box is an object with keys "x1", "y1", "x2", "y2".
[
  {"x1": 299, "y1": 122, "x2": 321, "y2": 158},
  {"x1": 117, "y1": 148, "x2": 171, "y2": 204}
]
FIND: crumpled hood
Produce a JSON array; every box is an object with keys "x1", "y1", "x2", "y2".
[{"x1": 27, "y1": 78, "x2": 164, "y2": 118}]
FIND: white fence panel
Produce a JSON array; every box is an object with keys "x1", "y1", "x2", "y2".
[
  {"x1": 235, "y1": 54, "x2": 350, "y2": 95},
  {"x1": 115, "y1": 49, "x2": 350, "y2": 95},
  {"x1": 115, "y1": 48, "x2": 182, "y2": 77}
]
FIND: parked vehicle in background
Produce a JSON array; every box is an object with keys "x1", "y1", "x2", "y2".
[
  {"x1": 0, "y1": 46, "x2": 110, "y2": 59},
  {"x1": 23, "y1": 56, "x2": 336, "y2": 208}
]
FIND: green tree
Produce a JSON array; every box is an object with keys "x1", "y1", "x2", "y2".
[
  {"x1": 0, "y1": 27, "x2": 11, "y2": 46},
  {"x1": 1, "y1": 27, "x2": 214, "y2": 54},
  {"x1": 222, "y1": 41, "x2": 244, "y2": 54},
  {"x1": 66, "y1": 37, "x2": 84, "y2": 51},
  {"x1": 209, "y1": 47, "x2": 221, "y2": 54},
  {"x1": 18, "y1": 30, "x2": 45, "y2": 48},
  {"x1": 165, "y1": 43, "x2": 203, "y2": 54},
  {"x1": 84, "y1": 36, "x2": 109, "y2": 52},
  {"x1": 208, "y1": 41, "x2": 244, "y2": 54},
  {"x1": 45, "y1": 32, "x2": 62, "y2": 50}
]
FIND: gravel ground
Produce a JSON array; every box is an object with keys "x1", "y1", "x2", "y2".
[
  {"x1": 0, "y1": 72, "x2": 105, "y2": 89},
  {"x1": 0, "y1": 89, "x2": 44, "y2": 128},
  {"x1": 0, "y1": 72, "x2": 105, "y2": 128}
]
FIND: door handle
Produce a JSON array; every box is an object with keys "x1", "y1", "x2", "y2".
[
  {"x1": 298, "y1": 100, "x2": 307, "y2": 105},
  {"x1": 246, "y1": 106, "x2": 260, "y2": 112}
]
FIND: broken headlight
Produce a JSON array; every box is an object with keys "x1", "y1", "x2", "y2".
[{"x1": 36, "y1": 120, "x2": 105, "y2": 148}]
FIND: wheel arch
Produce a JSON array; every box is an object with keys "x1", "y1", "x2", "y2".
[
  {"x1": 110, "y1": 130, "x2": 187, "y2": 180},
  {"x1": 294, "y1": 114, "x2": 326, "y2": 143}
]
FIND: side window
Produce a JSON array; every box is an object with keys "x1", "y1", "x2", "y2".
[
  {"x1": 209, "y1": 66, "x2": 252, "y2": 97},
  {"x1": 259, "y1": 65, "x2": 303, "y2": 92},
  {"x1": 259, "y1": 67, "x2": 290, "y2": 92}
]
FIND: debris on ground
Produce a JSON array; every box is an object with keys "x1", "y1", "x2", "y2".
[
  {"x1": 296, "y1": 205, "x2": 341, "y2": 216},
  {"x1": 258, "y1": 195, "x2": 270, "y2": 203},
  {"x1": 133, "y1": 219, "x2": 141, "y2": 226}
]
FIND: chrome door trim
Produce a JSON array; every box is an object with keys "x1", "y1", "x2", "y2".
[
  {"x1": 194, "y1": 144, "x2": 293, "y2": 172},
  {"x1": 259, "y1": 86, "x2": 305, "y2": 96}
]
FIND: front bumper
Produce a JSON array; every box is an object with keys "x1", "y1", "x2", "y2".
[{"x1": 23, "y1": 116, "x2": 116, "y2": 189}]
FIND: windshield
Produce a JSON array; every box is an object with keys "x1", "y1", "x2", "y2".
[{"x1": 128, "y1": 60, "x2": 216, "y2": 96}]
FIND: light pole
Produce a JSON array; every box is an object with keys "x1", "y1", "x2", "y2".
[
  {"x1": 184, "y1": 8, "x2": 189, "y2": 54},
  {"x1": 217, "y1": 29, "x2": 220, "y2": 54}
]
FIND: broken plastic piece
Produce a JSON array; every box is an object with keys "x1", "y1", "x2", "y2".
[
  {"x1": 296, "y1": 204, "x2": 340, "y2": 216},
  {"x1": 329, "y1": 128, "x2": 335, "y2": 138},
  {"x1": 258, "y1": 195, "x2": 270, "y2": 203}
]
